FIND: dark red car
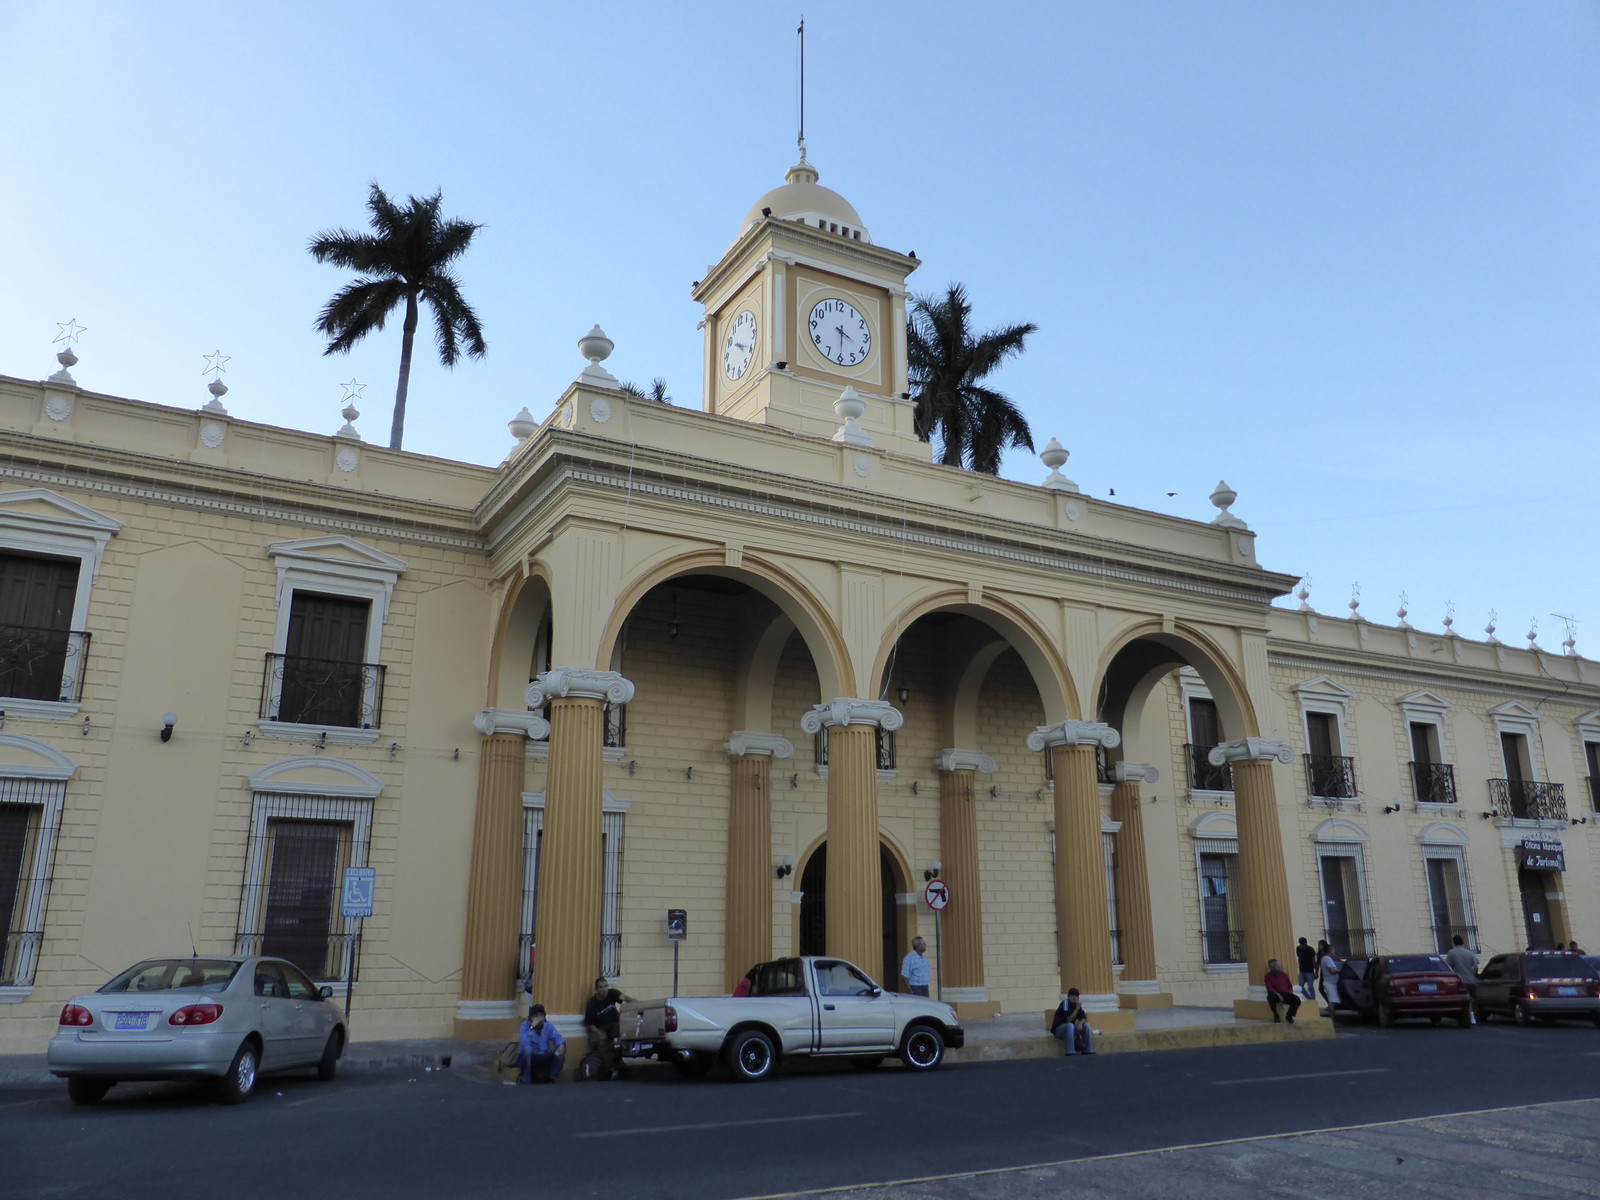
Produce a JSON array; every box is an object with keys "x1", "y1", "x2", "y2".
[{"x1": 1334, "y1": 954, "x2": 1472, "y2": 1027}]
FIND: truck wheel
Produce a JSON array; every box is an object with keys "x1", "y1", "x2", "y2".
[
  {"x1": 900, "y1": 1024, "x2": 945, "y2": 1071},
  {"x1": 1513, "y1": 1001, "x2": 1533, "y2": 1027},
  {"x1": 672, "y1": 1051, "x2": 714, "y2": 1079},
  {"x1": 67, "y1": 1077, "x2": 112, "y2": 1106},
  {"x1": 725, "y1": 1030, "x2": 776, "y2": 1082}
]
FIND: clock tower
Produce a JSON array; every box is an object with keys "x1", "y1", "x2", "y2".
[{"x1": 693, "y1": 155, "x2": 925, "y2": 456}]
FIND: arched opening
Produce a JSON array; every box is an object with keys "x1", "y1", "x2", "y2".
[{"x1": 798, "y1": 842, "x2": 902, "y2": 987}]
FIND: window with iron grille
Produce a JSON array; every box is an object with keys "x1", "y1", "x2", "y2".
[
  {"x1": 0, "y1": 777, "x2": 68, "y2": 988},
  {"x1": 1197, "y1": 842, "x2": 1243, "y2": 964},
  {"x1": 263, "y1": 592, "x2": 383, "y2": 729},
  {"x1": 521, "y1": 800, "x2": 625, "y2": 986},
  {"x1": 0, "y1": 552, "x2": 89, "y2": 704},
  {"x1": 236, "y1": 793, "x2": 372, "y2": 981}
]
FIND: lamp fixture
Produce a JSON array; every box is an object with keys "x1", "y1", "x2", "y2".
[
  {"x1": 776, "y1": 855, "x2": 794, "y2": 879},
  {"x1": 1481, "y1": 811, "x2": 1496, "y2": 820},
  {"x1": 159, "y1": 713, "x2": 178, "y2": 743},
  {"x1": 1572, "y1": 817, "x2": 1589, "y2": 826},
  {"x1": 924, "y1": 860, "x2": 941, "y2": 882},
  {"x1": 897, "y1": 684, "x2": 910, "y2": 704},
  {"x1": 774, "y1": 361, "x2": 788, "y2": 370},
  {"x1": 1382, "y1": 803, "x2": 1400, "y2": 815}
]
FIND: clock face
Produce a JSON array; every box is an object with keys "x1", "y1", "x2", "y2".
[
  {"x1": 808, "y1": 297, "x2": 872, "y2": 368},
  {"x1": 722, "y1": 309, "x2": 758, "y2": 382}
]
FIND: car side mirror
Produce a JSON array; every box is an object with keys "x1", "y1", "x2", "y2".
[
  {"x1": 319, "y1": 986, "x2": 333, "y2": 1000},
  {"x1": 871, "y1": 986, "x2": 882, "y2": 998}
]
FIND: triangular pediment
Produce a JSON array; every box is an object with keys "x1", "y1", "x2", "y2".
[
  {"x1": 0, "y1": 488, "x2": 122, "y2": 537},
  {"x1": 1294, "y1": 675, "x2": 1355, "y2": 699},
  {"x1": 268, "y1": 535, "x2": 407, "y2": 576},
  {"x1": 1397, "y1": 689, "x2": 1452, "y2": 712},
  {"x1": 1576, "y1": 711, "x2": 1600, "y2": 739},
  {"x1": 1489, "y1": 700, "x2": 1539, "y2": 722}
]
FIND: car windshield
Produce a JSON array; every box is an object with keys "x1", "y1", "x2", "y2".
[
  {"x1": 1525, "y1": 955, "x2": 1594, "y2": 980},
  {"x1": 1385, "y1": 956, "x2": 1449, "y2": 974},
  {"x1": 99, "y1": 959, "x2": 241, "y2": 994}
]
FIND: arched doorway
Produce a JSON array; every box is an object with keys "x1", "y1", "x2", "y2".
[{"x1": 798, "y1": 843, "x2": 901, "y2": 987}]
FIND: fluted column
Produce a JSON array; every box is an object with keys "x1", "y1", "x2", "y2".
[
  {"x1": 936, "y1": 749, "x2": 995, "y2": 1014},
  {"x1": 1028, "y1": 720, "x2": 1127, "y2": 1027},
  {"x1": 801, "y1": 698, "x2": 902, "y2": 974},
  {"x1": 1109, "y1": 762, "x2": 1171, "y2": 1009},
  {"x1": 456, "y1": 707, "x2": 549, "y2": 1035},
  {"x1": 724, "y1": 732, "x2": 794, "y2": 992},
  {"x1": 1209, "y1": 738, "x2": 1297, "y2": 1020},
  {"x1": 528, "y1": 669, "x2": 635, "y2": 1017}
]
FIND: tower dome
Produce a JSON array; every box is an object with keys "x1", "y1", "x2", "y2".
[{"x1": 741, "y1": 157, "x2": 871, "y2": 244}]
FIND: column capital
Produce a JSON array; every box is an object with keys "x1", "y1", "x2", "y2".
[
  {"x1": 800, "y1": 697, "x2": 903, "y2": 734},
  {"x1": 1208, "y1": 738, "x2": 1294, "y2": 767},
  {"x1": 472, "y1": 707, "x2": 550, "y2": 739},
  {"x1": 725, "y1": 731, "x2": 794, "y2": 759},
  {"x1": 1026, "y1": 720, "x2": 1121, "y2": 753},
  {"x1": 526, "y1": 667, "x2": 635, "y2": 708},
  {"x1": 1111, "y1": 762, "x2": 1160, "y2": 784},
  {"x1": 935, "y1": 748, "x2": 995, "y2": 774}
]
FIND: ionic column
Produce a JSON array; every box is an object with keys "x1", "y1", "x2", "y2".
[
  {"x1": 1209, "y1": 738, "x2": 1298, "y2": 1020},
  {"x1": 1109, "y1": 763, "x2": 1172, "y2": 1009},
  {"x1": 1028, "y1": 720, "x2": 1129, "y2": 1028},
  {"x1": 456, "y1": 707, "x2": 549, "y2": 1037},
  {"x1": 724, "y1": 732, "x2": 794, "y2": 992},
  {"x1": 801, "y1": 698, "x2": 902, "y2": 974},
  {"x1": 527, "y1": 668, "x2": 635, "y2": 1017},
  {"x1": 935, "y1": 749, "x2": 996, "y2": 1015}
]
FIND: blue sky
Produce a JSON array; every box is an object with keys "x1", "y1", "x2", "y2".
[{"x1": 2, "y1": 2, "x2": 1595, "y2": 651}]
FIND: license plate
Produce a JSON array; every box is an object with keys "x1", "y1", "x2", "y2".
[
  {"x1": 1558, "y1": 986, "x2": 1579, "y2": 997},
  {"x1": 1417, "y1": 983, "x2": 1437, "y2": 993},
  {"x1": 113, "y1": 1012, "x2": 148, "y2": 1030}
]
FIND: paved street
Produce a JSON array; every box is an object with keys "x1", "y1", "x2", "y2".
[{"x1": 3, "y1": 1021, "x2": 1598, "y2": 1199}]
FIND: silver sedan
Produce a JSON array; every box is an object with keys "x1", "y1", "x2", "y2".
[{"x1": 47, "y1": 955, "x2": 346, "y2": 1105}]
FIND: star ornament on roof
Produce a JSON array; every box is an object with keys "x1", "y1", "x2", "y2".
[
  {"x1": 202, "y1": 350, "x2": 231, "y2": 380},
  {"x1": 340, "y1": 379, "x2": 366, "y2": 404},
  {"x1": 54, "y1": 318, "x2": 87, "y2": 345}
]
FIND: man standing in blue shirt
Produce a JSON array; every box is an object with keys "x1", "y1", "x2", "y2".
[{"x1": 900, "y1": 936, "x2": 930, "y2": 996}]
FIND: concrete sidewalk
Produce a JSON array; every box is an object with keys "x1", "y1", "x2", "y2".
[{"x1": 0, "y1": 1005, "x2": 1328, "y2": 1088}]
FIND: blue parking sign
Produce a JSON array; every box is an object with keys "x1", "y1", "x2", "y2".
[{"x1": 341, "y1": 867, "x2": 376, "y2": 918}]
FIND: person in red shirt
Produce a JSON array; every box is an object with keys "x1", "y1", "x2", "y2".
[{"x1": 1264, "y1": 958, "x2": 1301, "y2": 1023}]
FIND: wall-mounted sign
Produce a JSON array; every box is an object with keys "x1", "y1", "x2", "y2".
[{"x1": 1517, "y1": 840, "x2": 1564, "y2": 872}]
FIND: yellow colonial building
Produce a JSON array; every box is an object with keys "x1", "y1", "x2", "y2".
[{"x1": 0, "y1": 157, "x2": 1596, "y2": 1053}]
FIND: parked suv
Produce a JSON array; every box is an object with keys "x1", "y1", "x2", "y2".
[{"x1": 1475, "y1": 952, "x2": 1600, "y2": 1026}]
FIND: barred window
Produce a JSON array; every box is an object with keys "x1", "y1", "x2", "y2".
[
  {"x1": 0, "y1": 777, "x2": 68, "y2": 988},
  {"x1": 521, "y1": 798, "x2": 625, "y2": 984},
  {"x1": 237, "y1": 793, "x2": 372, "y2": 981}
]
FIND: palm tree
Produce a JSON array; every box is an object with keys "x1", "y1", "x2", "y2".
[
  {"x1": 906, "y1": 283, "x2": 1037, "y2": 474},
  {"x1": 309, "y1": 184, "x2": 487, "y2": 450},
  {"x1": 620, "y1": 378, "x2": 672, "y2": 404}
]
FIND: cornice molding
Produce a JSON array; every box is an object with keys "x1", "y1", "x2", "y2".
[{"x1": 1027, "y1": 721, "x2": 1121, "y2": 752}]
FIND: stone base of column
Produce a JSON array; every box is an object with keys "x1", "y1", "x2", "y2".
[
  {"x1": 453, "y1": 998, "x2": 520, "y2": 1041},
  {"x1": 1117, "y1": 979, "x2": 1174, "y2": 1009},
  {"x1": 1071, "y1": 993, "x2": 1136, "y2": 1032},
  {"x1": 952, "y1": 1000, "x2": 1001, "y2": 1019},
  {"x1": 1232, "y1": 997, "x2": 1332, "y2": 1024}
]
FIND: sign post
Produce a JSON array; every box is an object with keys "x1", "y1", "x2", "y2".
[
  {"x1": 666, "y1": 909, "x2": 687, "y2": 996},
  {"x1": 340, "y1": 867, "x2": 376, "y2": 1026},
  {"x1": 924, "y1": 880, "x2": 950, "y2": 1002}
]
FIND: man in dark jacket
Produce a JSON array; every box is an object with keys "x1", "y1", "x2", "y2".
[
  {"x1": 1050, "y1": 987, "x2": 1093, "y2": 1055},
  {"x1": 584, "y1": 975, "x2": 632, "y2": 1079}
]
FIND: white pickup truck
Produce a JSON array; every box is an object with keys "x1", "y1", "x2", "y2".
[{"x1": 616, "y1": 955, "x2": 964, "y2": 1082}]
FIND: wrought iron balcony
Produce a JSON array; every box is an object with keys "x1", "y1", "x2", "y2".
[
  {"x1": 1304, "y1": 754, "x2": 1357, "y2": 800},
  {"x1": 1409, "y1": 761, "x2": 1458, "y2": 807},
  {"x1": 261, "y1": 653, "x2": 385, "y2": 729},
  {"x1": 1325, "y1": 926, "x2": 1376, "y2": 959},
  {"x1": 1487, "y1": 778, "x2": 1567, "y2": 822},
  {"x1": 0, "y1": 624, "x2": 90, "y2": 703},
  {"x1": 1201, "y1": 928, "x2": 1245, "y2": 965},
  {"x1": 1109, "y1": 928, "x2": 1123, "y2": 967},
  {"x1": 1185, "y1": 744, "x2": 1233, "y2": 792},
  {"x1": 813, "y1": 727, "x2": 896, "y2": 770},
  {"x1": 1430, "y1": 924, "x2": 1479, "y2": 955},
  {"x1": 1096, "y1": 745, "x2": 1114, "y2": 785}
]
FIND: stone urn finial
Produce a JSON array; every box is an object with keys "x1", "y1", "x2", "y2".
[
  {"x1": 1209, "y1": 480, "x2": 1246, "y2": 529},
  {"x1": 508, "y1": 407, "x2": 537, "y2": 441},
  {"x1": 577, "y1": 325, "x2": 620, "y2": 389},
  {"x1": 831, "y1": 386, "x2": 874, "y2": 446},
  {"x1": 335, "y1": 402, "x2": 362, "y2": 440},
  {"x1": 202, "y1": 377, "x2": 229, "y2": 415},
  {"x1": 1040, "y1": 438, "x2": 1079, "y2": 493}
]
